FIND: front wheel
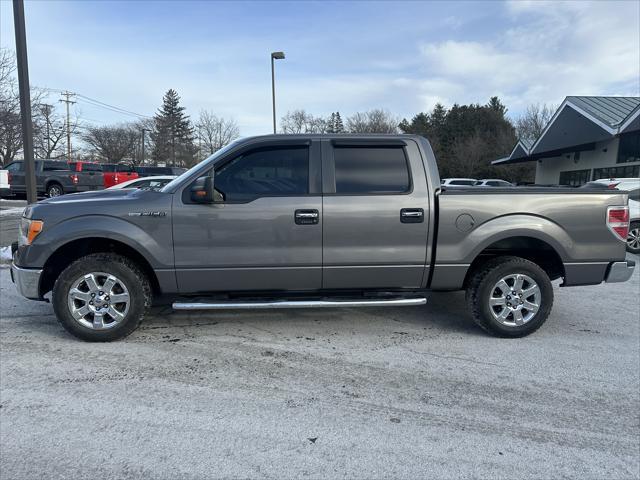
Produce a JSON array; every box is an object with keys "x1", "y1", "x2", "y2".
[
  {"x1": 627, "y1": 221, "x2": 640, "y2": 254},
  {"x1": 466, "y1": 256, "x2": 554, "y2": 337},
  {"x1": 52, "y1": 253, "x2": 152, "y2": 341}
]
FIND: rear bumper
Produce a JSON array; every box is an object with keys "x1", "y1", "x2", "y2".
[
  {"x1": 10, "y1": 262, "x2": 42, "y2": 300},
  {"x1": 605, "y1": 260, "x2": 636, "y2": 283}
]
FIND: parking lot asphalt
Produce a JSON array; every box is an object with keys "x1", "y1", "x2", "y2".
[{"x1": 0, "y1": 259, "x2": 639, "y2": 479}]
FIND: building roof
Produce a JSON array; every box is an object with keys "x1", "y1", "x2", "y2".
[
  {"x1": 567, "y1": 96, "x2": 639, "y2": 128},
  {"x1": 493, "y1": 96, "x2": 640, "y2": 165}
]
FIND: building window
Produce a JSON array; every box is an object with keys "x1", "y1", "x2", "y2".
[
  {"x1": 593, "y1": 165, "x2": 640, "y2": 180},
  {"x1": 559, "y1": 169, "x2": 591, "y2": 186},
  {"x1": 617, "y1": 132, "x2": 640, "y2": 164}
]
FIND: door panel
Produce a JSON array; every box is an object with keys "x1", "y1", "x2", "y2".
[
  {"x1": 322, "y1": 140, "x2": 429, "y2": 289},
  {"x1": 173, "y1": 197, "x2": 322, "y2": 292},
  {"x1": 172, "y1": 141, "x2": 322, "y2": 293}
]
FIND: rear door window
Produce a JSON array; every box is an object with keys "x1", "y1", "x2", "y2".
[
  {"x1": 82, "y1": 163, "x2": 103, "y2": 172},
  {"x1": 43, "y1": 161, "x2": 67, "y2": 171},
  {"x1": 333, "y1": 146, "x2": 410, "y2": 194}
]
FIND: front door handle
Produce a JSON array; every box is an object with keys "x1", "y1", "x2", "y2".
[
  {"x1": 295, "y1": 209, "x2": 319, "y2": 225},
  {"x1": 400, "y1": 208, "x2": 424, "y2": 223}
]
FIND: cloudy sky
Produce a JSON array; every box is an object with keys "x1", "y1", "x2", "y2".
[{"x1": 1, "y1": 0, "x2": 638, "y2": 135}]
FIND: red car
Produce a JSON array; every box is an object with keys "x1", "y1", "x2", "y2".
[{"x1": 101, "y1": 163, "x2": 139, "y2": 188}]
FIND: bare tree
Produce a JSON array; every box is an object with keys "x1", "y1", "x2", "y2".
[
  {"x1": 0, "y1": 47, "x2": 47, "y2": 165},
  {"x1": 280, "y1": 109, "x2": 328, "y2": 134},
  {"x1": 515, "y1": 104, "x2": 556, "y2": 146},
  {"x1": 32, "y1": 104, "x2": 73, "y2": 159},
  {"x1": 82, "y1": 123, "x2": 140, "y2": 164},
  {"x1": 196, "y1": 110, "x2": 240, "y2": 157},
  {"x1": 346, "y1": 109, "x2": 399, "y2": 134}
]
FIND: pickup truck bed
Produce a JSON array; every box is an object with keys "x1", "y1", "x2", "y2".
[{"x1": 9, "y1": 134, "x2": 635, "y2": 341}]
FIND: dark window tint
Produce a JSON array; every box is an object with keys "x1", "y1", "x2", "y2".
[
  {"x1": 81, "y1": 163, "x2": 102, "y2": 172},
  {"x1": 214, "y1": 146, "x2": 309, "y2": 201},
  {"x1": 43, "y1": 161, "x2": 67, "y2": 171},
  {"x1": 334, "y1": 146, "x2": 409, "y2": 194},
  {"x1": 487, "y1": 181, "x2": 499, "y2": 186},
  {"x1": 559, "y1": 169, "x2": 591, "y2": 186},
  {"x1": 593, "y1": 165, "x2": 640, "y2": 180},
  {"x1": 450, "y1": 180, "x2": 475, "y2": 186},
  {"x1": 116, "y1": 164, "x2": 134, "y2": 173},
  {"x1": 617, "y1": 131, "x2": 640, "y2": 164},
  {"x1": 5, "y1": 162, "x2": 22, "y2": 172},
  {"x1": 102, "y1": 164, "x2": 116, "y2": 172}
]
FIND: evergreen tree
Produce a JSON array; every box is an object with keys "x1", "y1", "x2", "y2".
[
  {"x1": 326, "y1": 113, "x2": 336, "y2": 133},
  {"x1": 334, "y1": 111, "x2": 345, "y2": 133},
  {"x1": 151, "y1": 89, "x2": 196, "y2": 167}
]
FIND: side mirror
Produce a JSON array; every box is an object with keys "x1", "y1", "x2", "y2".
[{"x1": 190, "y1": 175, "x2": 214, "y2": 203}]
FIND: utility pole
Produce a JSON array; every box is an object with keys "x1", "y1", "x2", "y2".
[
  {"x1": 41, "y1": 103, "x2": 53, "y2": 156},
  {"x1": 140, "y1": 128, "x2": 148, "y2": 165},
  {"x1": 12, "y1": 0, "x2": 37, "y2": 204},
  {"x1": 59, "y1": 91, "x2": 76, "y2": 161}
]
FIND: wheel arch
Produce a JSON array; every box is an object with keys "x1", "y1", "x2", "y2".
[
  {"x1": 40, "y1": 237, "x2": 161, "y2": 298},
  {"x1": 463, "y1": 235, "x2": 566, "y2": 289}
]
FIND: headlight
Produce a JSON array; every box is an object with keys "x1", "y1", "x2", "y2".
[{"x1": 18, "y1": 218, "x2": 44, "y2": 246}]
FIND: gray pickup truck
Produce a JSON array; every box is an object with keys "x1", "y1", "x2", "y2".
[
  {"x1": 10, "y1": 134, "x2": 635, "y2": 341},
  {"x1": 1, "y1": 159, "x2": 104, "y2": 198}
]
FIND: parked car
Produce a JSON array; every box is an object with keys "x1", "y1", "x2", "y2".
[
  {"x1": 102, "y1": 163, "x2": 138, "y2": 188},
  {"x1": 592, "y1": 178, "x2": 640, "y2": 254},
  {"x1": 10, "y1": 134, "x2": 634, "y2": 342},
  {"x1": 441, "y1": 178, "x2": 477, "y2": 186},
  {"x1": 135, "y1": 166, "x2": 187, "y2": 177},
  {"x1": 0, "y1": 168, "x2": 9, "y2": 197},
  {"x1": 474, "y1": 179, "x2": 514, "y2": 187},
  {"x1": 107, "y1": 175, "x2": 176, "y2": 191},
  {"x1": 0, "y1": 159, "x2": 103, "y2": 198}
]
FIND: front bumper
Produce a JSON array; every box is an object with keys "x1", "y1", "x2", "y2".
[
  {"x1": 605, "y1": 259, "x2": 636, "y2": 283},
  {"x1": 10, "y1": 262, "x2": 42, "y2": 299}
]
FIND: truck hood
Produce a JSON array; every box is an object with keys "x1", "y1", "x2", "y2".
[{"x1": 25, "y1": 189, "x2": 171, "y2": 222}]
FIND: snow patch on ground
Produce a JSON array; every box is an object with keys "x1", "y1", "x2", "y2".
[
  {"x1": 0, "y1": 207, "x2": 25, "y2": 216},
  {"x1": 0, "y1": 245, "x2": 12, "y2": 265}
]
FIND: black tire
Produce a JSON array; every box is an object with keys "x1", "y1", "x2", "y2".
[
  {"x1": 627, "y1": 221, "x2": 640, "y2": 254},
  {"x1": 52, "y1": 253, "x2": 152, "y2": 341},
  {"x1": 466, "y1": 256, "x2": 553, "y2": 338},
  {"x1": 46, "y1": 182, "x2": 63, "y2": 197}
]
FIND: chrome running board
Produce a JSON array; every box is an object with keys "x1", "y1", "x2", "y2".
[{"x1": 172, "y1": 297, "x2": 427, "y2": 311}]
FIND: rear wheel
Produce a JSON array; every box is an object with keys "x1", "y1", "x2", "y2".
[
  {"x1": 52, "y1": 253, "x2": 151, "y2": 341},
  {"x1": 466, "y1": 256, "x2": 553, "y2": 337},
  {"x1": 627, "y1": 221, "x2": 640, "y2": 254},
  {"x1": 46, "y1": 182, "x2": 63, "y2": 197}
]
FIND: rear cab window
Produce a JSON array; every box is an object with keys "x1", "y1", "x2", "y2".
[{"x1": 333, "y1": 146, "x2": 410, "y2": 194}]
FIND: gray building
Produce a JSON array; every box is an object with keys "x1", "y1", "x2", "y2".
[{"x1": 494, "y1": 96, "x2": 640, "y2": 185}]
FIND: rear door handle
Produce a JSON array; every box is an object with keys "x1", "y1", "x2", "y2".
[
  {"x1": 400, "y1": 208, "x2": 424, "y2": 223},
  {"x1": 295, "y1": 209, "x2": 319, "y2": 225}
]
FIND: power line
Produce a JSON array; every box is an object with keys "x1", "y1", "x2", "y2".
[{"x1": 76, "y1": 94, "x2": 151, "y2": 119}]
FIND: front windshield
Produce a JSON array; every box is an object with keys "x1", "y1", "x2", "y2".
[{"x1": 159, "y1": 139, "x2": 243, "y2": 193}]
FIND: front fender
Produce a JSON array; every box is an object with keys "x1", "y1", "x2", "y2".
[{"x1": 16, "y1": 214, "x2": 173, "y2": 269}]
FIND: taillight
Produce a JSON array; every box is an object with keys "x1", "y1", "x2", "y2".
[
  {"x1": 607, "y1": 182, "x2": 620, "y2": 189},
  {"x1": 70, "y1": 174, "x2": 78, "y2": 184},
  {"x1": 607, "y1": 206, "x2": 629, "y2": 241}
]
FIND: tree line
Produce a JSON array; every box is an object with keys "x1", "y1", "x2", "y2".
[{"x1": 2, "y1": 46, "x2": 554, "y2": 181}]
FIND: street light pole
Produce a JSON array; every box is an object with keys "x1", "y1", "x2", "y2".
[
  {"x1": 270, "y1": 51, "x2": 285, "y2": 134},
  {"x1": 12, "y1": 0, "x2": 37, "y2": 204}
]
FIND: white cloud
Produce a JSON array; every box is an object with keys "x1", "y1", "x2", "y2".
[{"x1": 416, "y1": 0, "x2": 639, "y2": 114}]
